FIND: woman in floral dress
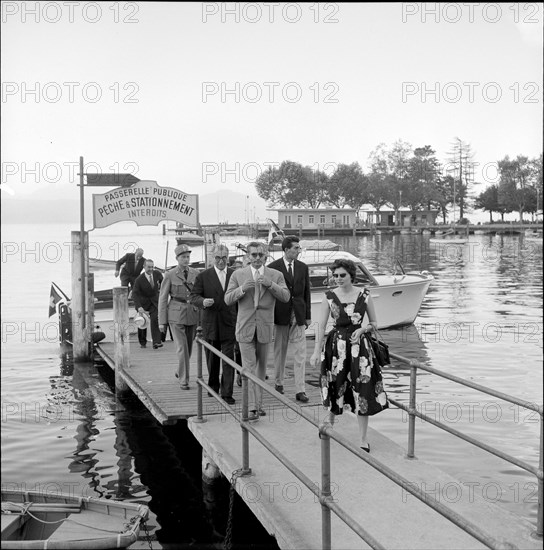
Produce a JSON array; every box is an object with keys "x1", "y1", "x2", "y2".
[{"x1": 310, "y1": 259, "x2": 388, "y2": 452}]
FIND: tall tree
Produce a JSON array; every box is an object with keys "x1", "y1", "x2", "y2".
[
  {"x1": 474, "y1": 184, "x2": 510, "y2": 222},
  {"x1": 405, "y1": 145, "x2": 441, "y2": 210},
  {"x1": 446, "y1": 137, "x2": 476, "y2": 221},
  {"x1": 497, "y1": 155, "x2": 533, "y2": 220},
  {"x1": 255, "y1": 161, "x2": 326, "y2": 208},
  {"x1": 369, "y1": 140, "x2": 413, "y2": 225},
  {"x1": 325, "y1": 162, "x2": 367, "y2": 209},
  {"x1": 365, "y1": 172, "x2": 390, "y2": 213}
]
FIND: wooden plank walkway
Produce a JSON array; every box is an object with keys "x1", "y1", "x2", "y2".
[{"x1": 96, "y1": 336, "x2": 322, "y2": 424}]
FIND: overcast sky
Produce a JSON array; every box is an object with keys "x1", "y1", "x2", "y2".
[{"x1": 1, "y1": 2, "x2": 542, "y2": 222}]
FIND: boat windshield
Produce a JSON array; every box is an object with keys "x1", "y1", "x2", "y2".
[{"x1": 308, "y1": 263, "x2": 377, "y2": 289}]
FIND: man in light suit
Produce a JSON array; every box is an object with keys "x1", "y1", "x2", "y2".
[
  {"x1": 132, "y1": 259, "x2": 164, "y2": 349},
  {"x1": 159, "y1": 244, "x2": 200, "y2": 389},
  {"x1": 225, "y1": 241, "x2": 290, "y2": 421},
  {"x1": 268, "y1": 236, "x2": 312, "y2": 402},
  {"x1": 190, "y1": 244, "x2": 237, "y2": 404}
]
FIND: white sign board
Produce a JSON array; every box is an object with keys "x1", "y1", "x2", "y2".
[{"x1": 92, "y1": 180, "x2": 198, "y2": 229}]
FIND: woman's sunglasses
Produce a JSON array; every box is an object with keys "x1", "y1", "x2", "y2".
[{"x1": 332, "y1": 273, "x2": 347, "y2": 278}]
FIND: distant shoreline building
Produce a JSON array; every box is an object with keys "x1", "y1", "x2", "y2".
[
  {"x1": 361, "y1": 208, "x2": 439, "y2": 227},
  {"x1": 272, "y1": 207, "x2": 439, "y2": 229},
  {"x1": 273, "y1": 208, "x2": 357, "y2": 230}
]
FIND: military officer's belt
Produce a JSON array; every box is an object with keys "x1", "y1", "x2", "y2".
[{"x1": 171, "y1": 297, "x2": 188, "y2": 303}]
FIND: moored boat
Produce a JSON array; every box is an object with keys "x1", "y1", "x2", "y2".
[
  {"x1": 1, "y1": 488, "x2": 149, "y2": 549},
  {"x1": 297, "y1": 250, "x2": 434, "y2": 331}
]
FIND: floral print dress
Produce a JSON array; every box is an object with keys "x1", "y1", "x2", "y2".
[{"x1": 320, "y1": 289, "x2": 389, "y2": 416}]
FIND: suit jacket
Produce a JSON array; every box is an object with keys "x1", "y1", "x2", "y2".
[
  {"x1": 268, "y1": 258, "x2": 311, "y2": 326},
  {"x1": 132, "y1": 270, "x2": 163, "y2": 312},
  {"x1": 224, "y1": 266, "x2": 290, "y2": 344},
  {"x1": 158, "y1": 266, "x2": 200, "y2": 326},
  {"x1": 190, "y1": 267, "x2": 236, "y2": 341},
  {"x1": 116, "y1": 253, "x2": 146, "y2": 278}
]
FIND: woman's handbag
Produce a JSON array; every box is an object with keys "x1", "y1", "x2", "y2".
[{"x1": 369, "y1": 330, "x2": 391, "y2": 367}]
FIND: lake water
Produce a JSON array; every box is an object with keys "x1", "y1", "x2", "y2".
[{"x1": 1, "y1": 222, "x2": 542, "y2": 546}]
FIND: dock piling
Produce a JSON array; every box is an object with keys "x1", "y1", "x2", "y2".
[
  {"x1": 113, "y1": 287, "x2": 130, "y2": 393},
  {"x1": 71, "y1": 230, "x2": 91, "y2": 362}
]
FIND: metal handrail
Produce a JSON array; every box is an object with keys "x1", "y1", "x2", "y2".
[
  {"x1": 194, "y1": 330, "x2": 525, "y2": 549},
  {"x1": 388, "y1": 351, "x2": 543, "y2": 537}
]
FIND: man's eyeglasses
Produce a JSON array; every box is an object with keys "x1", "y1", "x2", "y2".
[
  {"x1": 214, "y1": 256, "x2": 228, "y2": 261},
  {"x1": 333, "y1": 273, "x2": 347, "y2": 278},
  {"x1": 249, "y1": 252, "x2": 265, "y2": 258}
]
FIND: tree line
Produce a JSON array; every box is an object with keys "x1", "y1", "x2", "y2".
[{"x1": 255, "y1": 138, "x2": 543, "y2": 224}]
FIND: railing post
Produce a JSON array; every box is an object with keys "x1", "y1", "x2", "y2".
[
  {"x1": 320, "y1": 420, "x2": 332, "y2": 550},
  {"x1": 537, "y1": 411, "x2": 543, "y2": 537},
  {"x1": 407, "y1": 362, "x2": 418, "y2": 458},
  {"x1": 195, "y1": 328, "x2": 206, "y2": 423},
  {"x1": 241, "y1": 371, "x2": 251, "y2": 475}
]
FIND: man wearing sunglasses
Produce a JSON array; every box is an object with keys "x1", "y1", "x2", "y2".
[
  {"x1": 225, "y1": 241, "x2": 290, "y2": 421},
  {"x1": 190, "y1": 244, "x2": 237, "y2": 404}
]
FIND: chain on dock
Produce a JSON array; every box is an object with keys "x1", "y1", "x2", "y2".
[
  {"x1": 224, "y1": 468, "x2": 244, "y2": 550},
  {"x1": 141, "y1": 518, "x2": 154, "y2": 549}
]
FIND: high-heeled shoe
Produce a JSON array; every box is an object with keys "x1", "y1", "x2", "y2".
[{"x1": 360, "y1": 444, "x2": 370, "y2": 453}]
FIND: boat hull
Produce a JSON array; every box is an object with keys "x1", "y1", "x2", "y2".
[{"x1": 309, "y1": 275, "x2": 432, "y2": 334}]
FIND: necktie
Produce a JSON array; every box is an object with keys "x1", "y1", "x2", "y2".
[
  {"x1": 183, "y1": 268, "x2": 188, "y2": 280},
  {"x1": 148, "y1": 274, "x2": 153, "y2": 287},
  {"x1": 254, "y1": 269, "x2": 260, "y2": 308},
  {"x1": 288, "y1": 262, "x2": 293, "y2": 278},
  {"x1": 219, "y1": 270, "x2": 226, "y2": 290}
]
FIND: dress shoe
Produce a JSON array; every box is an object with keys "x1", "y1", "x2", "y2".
[
  {"x1": 153, "y1": 343, "x2": 163, "y2": 349},
  {"x1": 295, "y1": 392, "x2": 309, "y2": 403},
  {"x1": 247, "y1": 411, "x2": 259, "y2": 421},
  {"x1": 275, "y1": 385, "x2": 284, "y2": 394},
  {"x1": 223, "y1": 396, "x2": 236, "y2": 405},
  {"x1": 181, "y1": 384, "x2": 190, "y2": 390},
  {"x1": 140, "y1": 344, "x2": 147, "y2": 348},
  {"x1": 360, "y1": 444, "x2": 370, "y2": 453}
]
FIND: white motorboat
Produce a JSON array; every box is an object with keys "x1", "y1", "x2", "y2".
[
  {"x1": 293, "y1": 250, "x2": 434, "y2": 332},
  {"x1": 429, "y1": 228, "x2": 468, "y2": 244}
]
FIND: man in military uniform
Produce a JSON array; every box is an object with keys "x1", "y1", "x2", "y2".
[{"x1": 159, "y1": 244, "x2": 200, "y2": 389}]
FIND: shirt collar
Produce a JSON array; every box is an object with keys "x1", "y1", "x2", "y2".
[
  {"x1": 251, "y1": 266, "x2": 263, "y2": 277},
  {"x1": 283, "y1": 258, "x2": 293, "y2": 269},
  {"x1": 214, "y1": 265, "x2": 225, "y2": 276}
]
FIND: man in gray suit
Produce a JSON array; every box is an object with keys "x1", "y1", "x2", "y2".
[{"x1": 225, "y1": 242, "x2": 290, "y2": 420}]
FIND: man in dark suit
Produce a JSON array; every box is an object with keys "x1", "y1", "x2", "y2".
[
  {"x1": 132, "y1": 259, "x2": 164, "y2": 349},
  {"x1": 115, "y1": 248, "x2": 146, "y2": 291},
  {"x1": 225, "y1": 242, "x2": 290, "y2": 420},
  {"x1": 190, "y1": 244, "x2": 237, "y2": 404},
  {"x1": 268, "y1": 236, "x2": 311, "y2": 403}
]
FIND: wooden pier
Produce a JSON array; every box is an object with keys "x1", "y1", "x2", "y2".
[
  {"x1": 96, "y1": 336, "x2": 541, "y2": 550},
  {"x1": 96, "y1": 337, "x2": 322, "y2": 424}
]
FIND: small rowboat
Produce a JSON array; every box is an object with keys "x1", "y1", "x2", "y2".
[{"x1": 1, "y1": 488, "x2": 149, "y2": 549}]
